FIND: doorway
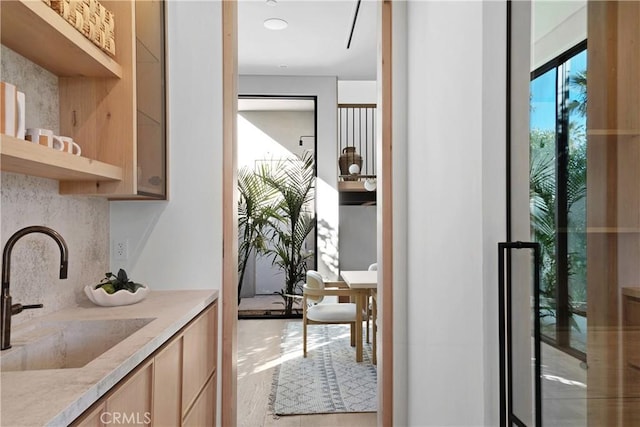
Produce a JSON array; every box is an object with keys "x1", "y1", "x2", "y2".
[{"x1": 222, "y1": 1, "x2": 394, "y2": 426}]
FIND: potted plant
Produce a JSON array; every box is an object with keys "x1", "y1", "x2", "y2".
[
  {"x1": 84, "y1": 269, "x2": 149, "y2": 307},
  {"x1": 237, "y1": 166, "x2": 280, "y2": 304},
  {"x1": 260, "y1": 152, "x2": 316, "y2": 316}
]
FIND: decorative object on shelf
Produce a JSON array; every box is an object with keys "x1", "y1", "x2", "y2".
[
  {"x1": 1, "y1": 81, "x2": 18, "y2": 137},
  {"x1": 26, "y1": 128, "x2": 54, "y2": 147},
  {"x1": 49, "y1": 0, "x2": 116, "y2": 56},
  {"x1": 364, "y1": 178, "x2": 377, "y2": 192},
  {"x1": 339, "y1": 146, "x2": 362, "y2": 181},
  {"x1": 53, "y1": 135, "x2": 82, "y2": 155},
  {"x1": 16, "y1": 92, "x2": 25, "y2": 140},
  {"x1": 85, "y1": 269, "x2": 149, "y2": 307},
  {"x1": 348, "y1": 163, "x2": 360, "y2": 175}
]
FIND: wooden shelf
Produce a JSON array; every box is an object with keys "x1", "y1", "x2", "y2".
[
  {"x1": 587, "y1": 227, "x2": 640, "y2": 233},
  {"x1": 588, "y1": 129, "x2": 640, "y2": 136},
  {"x1": 1, "y1": 134, "x2": 122, "y2": 181},
  {"x1": 0, "y1": 0, "x2": 122, "y2": 78}
]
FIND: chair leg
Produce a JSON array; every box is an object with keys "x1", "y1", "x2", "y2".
[
  {"x1": 372, "y1": 295, "x2": 377, "y2": 365},
  {"x1": 350, "y1": 322, "x2": 355, "y2": 347},
  {"x1": 303, "y1": 297, "x2": 308, "y2": 357},
  {"x1": 366, "y1": 295, "x2": 370, "y2": 344}
]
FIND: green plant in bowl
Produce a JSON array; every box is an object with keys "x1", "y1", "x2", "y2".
[{"x1": 95, "y1": 269, "x2": 144, "y2": 294}]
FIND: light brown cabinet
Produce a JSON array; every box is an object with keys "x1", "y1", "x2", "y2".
[
  {"x1": 152, "y1": 337, "x2": 182, "y2": 426},
  {"x1": 71, "y1": 302, "x2": 217, "y2": 426},
  {"x1": 183, "y1": 374, "x2": 216, "y2": 427},
  {"x1": 106, "y1": 360, "x2": 154, "y2": 426},
  {"x1": 0, "y1": 0, "x2": 167, "y2": 199}
]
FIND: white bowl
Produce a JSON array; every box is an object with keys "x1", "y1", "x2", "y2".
[{"x1": 84, "y1": 284, "x2": 150, "y2": 307}]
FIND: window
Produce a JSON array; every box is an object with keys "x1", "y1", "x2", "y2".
[{"x1": 530, "y1": 42, "x2": 587, "y2": 358}]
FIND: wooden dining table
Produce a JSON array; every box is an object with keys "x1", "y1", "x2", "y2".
[{"x1": 340, "y1": 270, "x2": 378, "y2": 363}]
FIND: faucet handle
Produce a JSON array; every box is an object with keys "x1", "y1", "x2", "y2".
[{"x1": 11, "y1": 303, "x2": 43, "y2": 315}]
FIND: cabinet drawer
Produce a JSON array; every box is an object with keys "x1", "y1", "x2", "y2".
[
  {"x1": 152, "y1": 337, "x2": 182, "y2": 426},
  {"x1": 625, "y1": 296, "x2": 640, "y2": 326},
  {"x1": 182, "y1": 303, "x2": 217, "y2": 415},
  {"x1": 106, "y1": 360, "x2": 153, "y2": 426},
  {"x1": 183, "y1": 373, "x2": 216, "y2": 427}
]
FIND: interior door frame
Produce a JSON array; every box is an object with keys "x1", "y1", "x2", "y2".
[{"x1": 221, "y1": 1, "x2": 394, "y2": 425}]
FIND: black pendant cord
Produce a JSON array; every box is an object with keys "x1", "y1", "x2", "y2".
[{"x1": 346, "y1": 0, "x2": 362, "y2": 49}]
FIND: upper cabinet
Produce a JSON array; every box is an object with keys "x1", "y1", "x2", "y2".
[
  {"x1": 0, "y1": 0, "x2": 167, "y2": 199},
  {"x1": 135, "y1": 0, "x2": 167, "y2": 198}
]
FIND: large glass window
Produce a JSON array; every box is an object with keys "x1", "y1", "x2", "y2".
[{"x1": 530, "y1": 44, "x2": 587, "y2": 358}]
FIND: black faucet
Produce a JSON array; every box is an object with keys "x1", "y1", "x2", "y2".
[{"x1": 1, "y1": 226, "x2": 69, "y2": 350}]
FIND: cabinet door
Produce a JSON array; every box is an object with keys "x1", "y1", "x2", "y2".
[
  {"x1": 106, "y1": 361, "x2": 153, "y2": 426},
  {"x1": 153, "y1": 337, "x2": 182, "y2": 426},
  {"x1": 182, "y1": 304, "x2": 217, "y2": 415},
  {"x1": 135, "y1": 0, "x2": 166, "y2": 198},
  {"x1": 183, "y1": 374, "x2": 216, "y2": 427}
]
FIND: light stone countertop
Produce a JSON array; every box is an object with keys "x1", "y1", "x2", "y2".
[
  {"x1": 623, "y1": 287, "x2": 640, "y2": 299},
  {"x1": 0, "y1": 289, "x2": 218, "y2": 427}
]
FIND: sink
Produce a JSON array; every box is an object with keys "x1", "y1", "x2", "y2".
[{"x1": 0, "y1": 318, "x2": 155, "y2": 371}]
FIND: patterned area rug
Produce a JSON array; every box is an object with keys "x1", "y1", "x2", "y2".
[{"x1": 270, "y1": 322, "x2": 377, "y2": 415}]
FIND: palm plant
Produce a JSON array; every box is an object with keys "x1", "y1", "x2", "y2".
[
  {"x1": 237, "y1": 166, "x2": 279, "y2": 305},
  {"x1": 260, "y1": 152, "x2": 315, "y2": 316}
]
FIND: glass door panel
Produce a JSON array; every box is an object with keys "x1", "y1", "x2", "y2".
[{"x1": 519, "y1": 1, "x2": 640, "y2": 425}]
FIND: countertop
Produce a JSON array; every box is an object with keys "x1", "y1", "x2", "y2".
[
  {"x1": 623, "y1": 287, "x2": 640, "y2": 299},
  {"x1": 0, "y1": 289, "x2": 218, "y2": 427}
]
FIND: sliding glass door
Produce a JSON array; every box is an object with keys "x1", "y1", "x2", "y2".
[{"x1": 512, "y1": 1, "x2": 640, "y2": 425}]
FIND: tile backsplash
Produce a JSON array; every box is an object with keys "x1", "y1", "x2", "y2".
[{"x1": 1, "y1": 46, "x2": 110, "y2": 324}]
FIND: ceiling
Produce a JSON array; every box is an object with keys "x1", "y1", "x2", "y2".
[{"x1": 238, "y1": 0, "x2": 377, "y2": 80}]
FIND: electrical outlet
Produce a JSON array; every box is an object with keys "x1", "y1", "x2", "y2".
[{"x1": 114, "y1": 239, "x2": 129, "y2": 260}]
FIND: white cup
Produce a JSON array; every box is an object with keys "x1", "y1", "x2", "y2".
[
  {"x1": 25, "y1": 128, "x2": 54, "y2": 147},
  {"x1": 53, "y1": 135, "x2": 82, "y2": 156}
]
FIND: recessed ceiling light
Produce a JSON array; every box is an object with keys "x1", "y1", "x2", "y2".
[
  {"x1": 266, "y1": 0, "x2": 277, "y2": 6},
  {"x1": 279, "y1": 64, "x2": 288, "y2": 68},
  {"x1": 264, "y1": 18, "x2": 288, "y2": 30}
]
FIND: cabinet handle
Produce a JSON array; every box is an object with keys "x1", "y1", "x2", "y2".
[{"x1": 72, "y1": 110, "x2": 77, "y2": 127}]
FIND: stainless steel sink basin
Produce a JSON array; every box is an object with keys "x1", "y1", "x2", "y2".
[{"x1": 0, "y1": 318, "x2": 155, "y2": 371}]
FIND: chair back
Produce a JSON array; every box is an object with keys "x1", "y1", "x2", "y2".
[
  {"x1": 305, "y1": 270, "x2": 325, "y2": 304},
  {"x1": 368, "y1": 263, "x2": 378, "y2": 271}
]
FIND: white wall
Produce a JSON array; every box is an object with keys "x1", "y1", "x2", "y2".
[
  {"x1": 337, "y1": 80, "x2": 377, "y2": 104},
  {"x1": 338, "y1": 205, "x2": 376, "y2": 270},
  {"x1": 400, "y1": 1, "x2": 507, "y2": 425},
  {"x1": 531, "y1": 0, "x2": 586, "y2": 70},
  {"x1": 239, "y1": 75, "x2": 340, "y2": 280},
  {"x1": 110, "y1": 1, "x2": 222, "y2": 291}
]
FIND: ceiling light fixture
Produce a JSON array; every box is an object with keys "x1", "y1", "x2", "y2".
[
  {"x1": 264, "y1": 18, "x2": 288, "y2": 30},
  {"x1": 266, "y1": 0, "x2": 277, "y2": 6}
]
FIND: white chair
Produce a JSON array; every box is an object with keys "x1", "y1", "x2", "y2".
[{"x1": 302, "y1": 270, "x2": 360, "y2": 357}]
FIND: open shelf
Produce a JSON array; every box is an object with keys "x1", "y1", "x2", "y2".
[
  {"x1": 0, "y1": 0, "x2": 122, "y2": 78},
  {"x1": 1, "y1": 134, "x2": 122, "y2": 182},
  {"x1": 338, "y1": 180, "x2": 376, "y2": 205},
  {"x1": 588, "y1": 129, "x2": 640, "y2": 136}
]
